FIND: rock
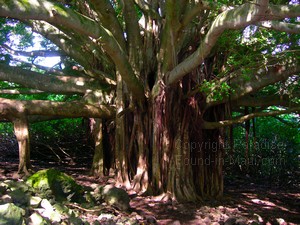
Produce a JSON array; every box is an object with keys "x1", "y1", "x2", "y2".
[
  {"x1": 135, "y1": 214, "x2": 143, "y2": 221},
  {"x1": 98, "y1": 213, "x2": 115, "y2": 225},
  {"x1": 101, "y1": 185, "x2": 130, "y2": 211},
  {"x1": 26, "y1": 169, "x2": 84, "y2": 203},
  {"x1": 253, "y1": 213, "x2": 264, "y2": 223},
  {"x1": 1, "y1": 194, "x2": 13, "y2": 203},
  {"x1": 38, "y1": 207, "x2": 61, "y2": 223},
  {"x1": 122, "y1": 217, "x2": 139, "y2": 225},
  {"x1": 48, "y1": 210, "x2": 62, "y2": 223},
  {"x1": 276, "y1": 218, "x2": 287, "y2": 225},
  {"x1": 3, "y1": 180, "x2": 31, "y2": 192},
  {"x1": 145, "y1": 215, "x2": 157, "y2": 224},
  {"x1": 41, "y1": 199, "x2": 54, "y2": 211},
  {"x1": 202, "y1": 217, "x2": 211, "y2": 224},
  {"x1": 10, "y1": 189, "x2": 30, "y2": 206},
  {"x1": 68, "y1": 215, "x2": 86, "y2": 225},
  {"x1": 30, "y1": 196, "x2": 42, "y2": 208},
  {"x1": 0, "y1": 185, "x2": 7, "y2": 195},
  {"x1": 236, "y1": 218, "x2": 247, "y2": 225},
  {"x1": 0, "y1": 203, "x2": 25, "y2": 225},
  {"x1": 27, "y1": 212, "x2": 50, "y2": 225},
  {"x1": 250, "y1": 222, "x2": 260, "y2": 225},
  {"x1": 90, "y1": 183, "x2": 98, "y2": 190},
  {"x1": 98, "y1": 213, "x2": 115, "y2": 220},
  {"x1": 53, "y1": 203, "x2": 70, "y2": 214},
  {"x1": 225, "y1": 217, "x2": 237, "y2": 225}
]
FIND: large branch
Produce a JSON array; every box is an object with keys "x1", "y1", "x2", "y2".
[
  {"x1": 257, "y1": 21, "x2": 300, "y2": 34},
  {"x1": 1, "y1": 44, "x2": 64, "y2": 58},
  {"x1": 0, "y1": 98, "x2": 114, "y2": 120},
  {"x1": 231, "y1": 93, "x2": 300, "y2": 108},
  {"x1": 29, "y1": 21, "x2": 115, "y2": 80},
  {"x1": 29, "y1": 21, "x2": 97, "y2": 70},
  {"x1": 122, "y1": 0, "x2": 144, "y2": 72},
  {"x1": 180, "y1": 0, "x2": 213, "y2": 28},
  {"x1": 0, "y1": 64, "x2": 109, "y2": 94},
  {"x1": 0, "y1": 0, "x2": 101, "y2": 38},
  {"x1": 267, "y1": 3, "x2": 300, "y2": 20},
  {"x1": 0, "y1": 0, "x2": 144, "y2": 98},
  {"x1": 159, "y1": 0, "x2": 181, "y2": 74},
  {"x1": 166, "y1": 1, "x2": 300, "y2": 85},
  {"x1": 90, "y1": 0, "x2": 126, "y2": 50},
  {"x1": 203, "y1": 107, "x2": 300, "y2": 129},
  {"x1": 0, "y1": 89, "x2": 44, "y2": 94},
  {"x1": 134, "y1": 0, "x2": 160, "y2": 19},
  {"x1": 206, "y1": 59, "x2": 300, "y2": 107}
]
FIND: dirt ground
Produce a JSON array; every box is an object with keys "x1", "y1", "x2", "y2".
[{"x1": 0, "y1": 142, "x2": 299, "y2": 225}]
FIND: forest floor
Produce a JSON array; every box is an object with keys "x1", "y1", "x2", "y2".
[{"x1": 0, "y1": 140, "x2": 299, "y2": 225}]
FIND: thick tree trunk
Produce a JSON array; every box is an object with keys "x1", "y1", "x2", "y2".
[
  {"x1": 96, "y1": 74, "x2": 225, "y2": 201},
  {"x1": 13, "y1": 117, "x2": 32, "y2": 176},
  {"x1": 148, "y1": 83, "x2": 224, "y2": 201},
  {"x1": 115, "y1": 73, "x2": 130, "y2": 188},
  {"x1": 131, "y1": 109, "x2": 150, "y2": 193},
  {"x1": 90, "y1": 118, "x2": 104, "y2": 177}
]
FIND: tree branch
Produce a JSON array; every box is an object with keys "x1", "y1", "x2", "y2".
[
  {"x1": 134, "y1": 0, "x2": 160, "y2": 19},
  {"x1": 180, "y1": 0, "x2": 212, "y2": 28},
  {"x1": 28, "y1": 21, "x2": 96, "y2": 70},
  {"x1": 0, "y1": 0, "x2": 144, "y2": 98},
  {"x1": 0, "y1": 98, "x2": 115, "y2": 120},
  {"x1": 232, "y1": 93, "x2": 300, "y2": 108},
  {"x1": 0, "y1": 89, "x2": 44, "y2": 94},
  {"x1": 0, "y1": 0, "x2": 100, "y2": 38},
  {"x1": 159, "y1": 0, "x2": 181, "y2": 74},
  {"x1": 122, "y1": 0, "x2": 144, "y2": 72},
  {"x1": 267, "y1": 3, "x2": 300, "y2": 20},
  {"x1": 1, "y1": 44, "x2": 64, "y2": 58},
  {"x1": 29, "y1": 20, "x2": 115, "y2": 81},
  {"x1": 272, "y1": 115, "x2": 300, "y2": 128},
  {"x1": 203, "y1": 107, "x2": 300, "y2": 129},
  {"x1": 166, "y1": 1, "x2": 300, "y2": 85},
  {"x1": 257, "y1": 21, "x2": 300, "y2": 34},
  {"x1": 206, "y1": 58, "x2": 300, "y2": 107},
  {"x1": 0, "y1": 64, "x2": 109, "y2": 94},
  {"x1": 90, "y1": 0, "x2": 126, "y2": 49}
]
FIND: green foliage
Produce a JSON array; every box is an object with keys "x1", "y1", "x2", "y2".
[
  {"x1": 199, "y1": 79, "x2": 232, "y2": 101},
  {"x1": 30, "y1": 118, "x2": 84, "y2": 142},
  {"x1": 226, "y1": 115, "x2": 300, "y2": 186},
  {"x1": 0, "y1": 122, "x2": 13, "y2": 135}
]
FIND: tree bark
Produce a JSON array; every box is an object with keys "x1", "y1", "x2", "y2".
[
  {"x1": 115, "y1": 73, "x2": 131, "y2": 188},
  {"x1": 148, "y1": 82, "x2": 224, "y2": 201},
  {"x1": 90, "y1": 118, "x2": 104, "y2": 177},
  {"x1": 13, "y1": 116, "x2": 32, "y2": 176}
]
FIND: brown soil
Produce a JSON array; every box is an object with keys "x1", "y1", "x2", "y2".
[{"x1": 0, "y1": 142, "x2": 299, "y2": 225}]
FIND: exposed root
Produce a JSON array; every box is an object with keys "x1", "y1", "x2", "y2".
[
  {"x1": 152, "y1": 192, "x2": 174, "y2": 202},
  {"x1": 66, "y1": 203, "x2": 119, "y2": 214}
]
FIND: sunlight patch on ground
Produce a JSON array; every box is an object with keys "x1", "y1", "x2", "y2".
[
  {"x1": 251, "y1": 198, "x2": 276, "y2": 207},
  {"x1": 240, "y1": 192, "x2": 296, "y2": 213}
]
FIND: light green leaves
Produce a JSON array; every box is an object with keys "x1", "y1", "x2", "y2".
[{"x1": 199, "y1": 79, "x2": 232, "y2": 101}]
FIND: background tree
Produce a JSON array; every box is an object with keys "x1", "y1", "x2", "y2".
[{"x1": 0, "y1": 0, "x2": 299, "y2": 201}]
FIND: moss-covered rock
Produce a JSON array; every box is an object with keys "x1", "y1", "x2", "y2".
[
  {"x1": 27, "y1": 212, "x2": 50, "y2": 225},
  {"x1": 10, "y1": 189, "x2": 30, "y2": 206},
  {"x1": 26, "y1": 169, "x2": 84, "y2": 203},
  {"x1": 0, "y1": 203, "x2": 25, "y2": 225},
  {"x1": 101, "y1": 185, "x2": 130, "y2": 211}
]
